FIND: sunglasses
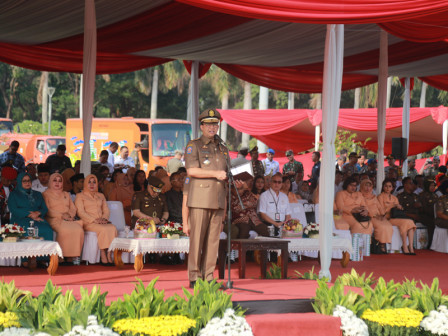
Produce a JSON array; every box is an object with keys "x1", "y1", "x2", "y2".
[{"x1": 272, "y1": 180, "x2": 282, "y2": 184}]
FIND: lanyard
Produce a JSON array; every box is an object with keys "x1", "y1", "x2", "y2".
[{"x1": 269, "y1": 189, "x2": 280, "y2": 213}]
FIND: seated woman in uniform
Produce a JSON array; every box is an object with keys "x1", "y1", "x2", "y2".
[
  {"x1": 435, "y1": 180, "x2": 448, "y2": 231},
  {"x1": 335, "y1": 177, "x2": 373, "y2": 236},
  {"x1": 359, "y1": 178, "x2": 393, "y2": 254},
  {"x1": 378, "y1": 178, "x2": 416, "y2": 255},
  {"x1": 419, "y1": 179, "x2": 438, "y2": 246},
  {"x1": 8, "y1": 172, "x2": 53, "y2": 241},
  {"x1": 230, "y1": 179, "x2": 269, "y2": 239},
  {"x1": 43, "y1": 173, "x2": 84, "y2": 265},
  {"x1": 313, "y1": 184, "x2": 350, "y2": 230},
  {"x1": 109, "y1": 173, "x2": 134, "y2": 228},
  {"x1": 75, "y1": 174, "x2": 117, "y2": 265},
  {"x1": 131, "y1": 176, "x2": 169, "y2": 228}
]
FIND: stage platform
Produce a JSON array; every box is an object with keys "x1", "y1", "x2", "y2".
[{"x1": 1, "y1": 249, "x2": 448, "y2": 335}]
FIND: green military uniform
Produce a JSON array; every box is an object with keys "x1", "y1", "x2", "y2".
[
  {"x1": 282, "y1": 154, "x2": 304, "y2": 183},
  {"x1": 419, "y1": 190, "x2": 438, "y2": 247},
  {"x1": 435, "y1": 195, "x2": 448, "y2": 229},
  {"x1": 249, "y1": 146, "x2": 265, "y2": 177},
  {"x1": 185, "y1": 108, "x2": 229, "y2": 283},
  {"x1": 131, "y1": 177, "x2": 168, "y2": 227}
]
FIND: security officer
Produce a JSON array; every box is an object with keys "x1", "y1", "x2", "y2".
[
  {"x1": 131, "y1": 176, "x2": 169, "y2": 228},
  {"x1": 184, "y1": 108, "x2": 229, "y2": 288},
  {"x1": 250, "y1": 146, "x2": 264, "y2": 177},
  {"x1": 282, "y1": 150, "x2": 303, "y2": 183}
]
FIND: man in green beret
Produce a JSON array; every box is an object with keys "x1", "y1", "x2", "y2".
[
  {"x1": 184, "y1": 108, "x2": 229, "y2": 288},
  {"x1": 282, "y1": 149, "x2": 303, "y2": 183}
]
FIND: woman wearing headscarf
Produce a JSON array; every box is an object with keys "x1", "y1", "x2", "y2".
[
  {"x1": 360, "y1": 178, "x2": 393, "y2": 253},
  {"x1": 75, "y1": 174, "x2": 117, "y2": 265},
  {"x1": 8, "y1": 172, "x2": 53, "y2": 241},
  {"x1": 61, "y1": 168, "x2": 75, "y2": 192},
  {"x1": 378, "y1": 178, "x2": 416, "y2": 255},
  {"x1": 43, "y1": 173, "x2": 84, "y2": 264},
  {"x1": 109, "y1": 173, "x2": 134, "y2": 227},
  {"x1": 126, "y1": 167, "x2": 137, "y2": 186},
  {"x1": 419, "y1": 179, "x2": 438, "y2": 247}
]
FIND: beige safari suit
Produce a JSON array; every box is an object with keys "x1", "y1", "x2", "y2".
[{"x1": 184, "y1": 134, "x2": 229, "y2": 281}]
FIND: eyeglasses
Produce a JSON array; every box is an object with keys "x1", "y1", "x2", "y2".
[
  {"x1": 272, "y1": 180, "x2": 282, "y2": 184},
  {"x1": 203, "y1": 123, "x2": 219, "y2": 128},
  {"x1": 22, "y1": 179, "x2": 31, "y2": 183}
]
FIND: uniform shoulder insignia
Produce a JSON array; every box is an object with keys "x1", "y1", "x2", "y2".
[
  {"x1": 186, "y1": 145, "x2": 193, "y2": 155},
  {"x1": 185, "y1": 177, "x2": 190, "y2": 184}
]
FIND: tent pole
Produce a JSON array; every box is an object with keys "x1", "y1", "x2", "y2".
[
  {"x1": 188, "y1": 61, "x2": 199, "y2": 139},
  {"x1": 443, "y1": 120, "x2": 448, "y2": 155},
  {"x1": 314, "y1": 125, "x2": 320, "y2": 151},
  {"x1": 80, "y1": 0, "x2": 96, "y2": 176},
  {"x1": 402, "y1": 78, "x2": 411, "y2": 177},
  {"x1": 319, "y1": 24, "x2": 344, "y2": 281},
  {"x1": 257, "y1": 86, "x2": 269, "y2": 153},
  {"x1": 376, "y1": 30, "x2": 388, "y2": 195}
]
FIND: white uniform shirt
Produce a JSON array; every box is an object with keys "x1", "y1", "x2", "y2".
[
  {"x1": 107, "y1": 149, "x2": 115, "y2": 172},
  {"x1": 258, "y1": 188, "x2": 291, "y2": 222},
  {"x1": 262, "y1": 158, "x2": 280, "y2": 176},
  {"x1": 115, "y1": 156, "x2": 135, "y2": 173},
  {"x1": 31, "y1": 179, "x2": 48, "y2": 193}
]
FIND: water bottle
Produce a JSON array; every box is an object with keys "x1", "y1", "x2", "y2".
[{"x1": 27, "y1": 221, "x2": 35, "y2": 238}]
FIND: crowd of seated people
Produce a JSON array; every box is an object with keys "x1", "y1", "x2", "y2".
[{"x1": 0, "y1": 144, "x2": 445, "y2": 269}]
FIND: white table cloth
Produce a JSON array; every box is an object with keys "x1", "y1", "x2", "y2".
[
  {"x1": 287, "y1": 237, "x2": 352, "y2": 254},
  {"x1": 108, "y1": 237, "x2": 189, "y2": 256},
  {"x1": 0, "y1": 240, "x2": 63, "y2": 259}
]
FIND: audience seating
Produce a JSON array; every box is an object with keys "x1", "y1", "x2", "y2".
[
  {"x1": 81, "y1": 201, "x2": 127, "y2": 264},
  {"x1": 314, "y1": 204, "x2": 352, "y2": 259},
  {"x1": 431, "y1": 226, "x2": 448, "y2": 253}
]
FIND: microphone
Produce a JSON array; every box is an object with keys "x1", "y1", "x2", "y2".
[{"x1": 214, "y1": 134, "x2": 226, "y2": 146}]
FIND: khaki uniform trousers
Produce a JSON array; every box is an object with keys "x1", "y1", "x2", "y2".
[{"x1": 188, "y1": 207, "x2": 224, "y2": 282}]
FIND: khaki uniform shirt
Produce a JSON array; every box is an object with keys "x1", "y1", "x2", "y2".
[
  {"x1": 252, "y1": 160, "x2": 265, "y2": 177},
  {"x1": 184, "y1": 135, "x2": 229, "y2": 209},
  {"x1": 131, "y1": 190, "x2": 168, "y2": 225},
  {"x1": 419, "y1": 191, "x2": 438, "y2": 218},
  {"x1": 397, "y1": 191, "x2": 419, "y2": 215},
  {"x1": 435, "y1": 195, "x2": 448, "y2": 216}
]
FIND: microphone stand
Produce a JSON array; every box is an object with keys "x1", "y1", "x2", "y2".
[{"x1": 216, "y1": 135, "x2": 263, "y2": 294}]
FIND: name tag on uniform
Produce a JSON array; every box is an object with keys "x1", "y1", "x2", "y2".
[{"x1": 275, "y1": 213, "x2": 280, "y2": 221}]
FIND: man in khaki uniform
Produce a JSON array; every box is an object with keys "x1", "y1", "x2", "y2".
[
  {"x1": 184, "y1": 108, "x2": 229, "y2": 288},
  {"x1": 131, "y1": 176, "x2": 169, "y2": 228}
]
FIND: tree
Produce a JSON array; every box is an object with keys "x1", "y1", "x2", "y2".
[{"x1": 15, "y1": 120, "x2": 66, "y2": 136}]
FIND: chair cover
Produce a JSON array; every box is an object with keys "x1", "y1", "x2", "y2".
[{"x1": 431, "y1": 226, "x2": 448, "y2": 253}]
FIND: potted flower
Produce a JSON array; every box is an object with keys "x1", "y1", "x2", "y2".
[
  {"x1": 303, "y1": 222, "x2": 319, "y2": 239},
  {"x1": 158, "y1": 221, "x2": 183, "y2": 239},
  {"x1": 1, "y1": 224, "x2": 25, "y2": 242}
]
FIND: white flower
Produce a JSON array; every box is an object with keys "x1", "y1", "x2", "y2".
[
  {"x1": 333, "y1": 306, "x2": 368, "y2": 336},
  {"x1": 198, "y1": 309, "x2": 253, "y2": 336},
  {"x1": 420, "y1": 305, "x2": 448, "y2": 335}
]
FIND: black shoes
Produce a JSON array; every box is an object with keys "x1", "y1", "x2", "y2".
[{"x1": 189, "y1": 281, "x2": 196, "y2": 289}]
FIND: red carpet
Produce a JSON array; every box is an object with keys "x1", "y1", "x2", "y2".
[{"x1": 1, "y1": 249, "x2": 447, "y2": 336}]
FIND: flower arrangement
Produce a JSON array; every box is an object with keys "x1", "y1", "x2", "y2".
[
  {"x1": 420, "y1": 305, "x2": 448, "y2": 336},
  {"x1": 282, "y1": 219, "x2": 303, "y2": 238},
  {"x1": 198, "y1": 308, "x2": 253, "y2": 336},
  {"x1": 361, "y1": 308, "x2": 423, "y2": 336},
  {"x1": 158, "y1": 222, "x2": 183, "y2": 238},
  {"x1": 134, "y1": 218, "x2": 156, "y2": 239},
  {"x1": 112, "y1": 315, "x2": 196, "y2": 336},
  {"x1": 0, "y1": 224, "x2": 25, "y2": 241},
  {"x1": 0, "y1": 328, "x2": 50, "y2": 336},
  {"x1": 0, "y1": 311, "x2": 20, "y2": 331},
  {"x1": 332, "y1": 306, "x2": 368, "y2": 336},
  {"x1": 64, "y1": 315, "x2": 118, "y2": 336},
  {"x1": 303, "y1": 222, "x2": 319, "y2": 238}
]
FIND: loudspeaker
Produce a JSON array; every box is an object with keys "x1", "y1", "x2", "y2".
[{"x1": 391, "y1": 137, "x2": 407, "y2": 160}]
